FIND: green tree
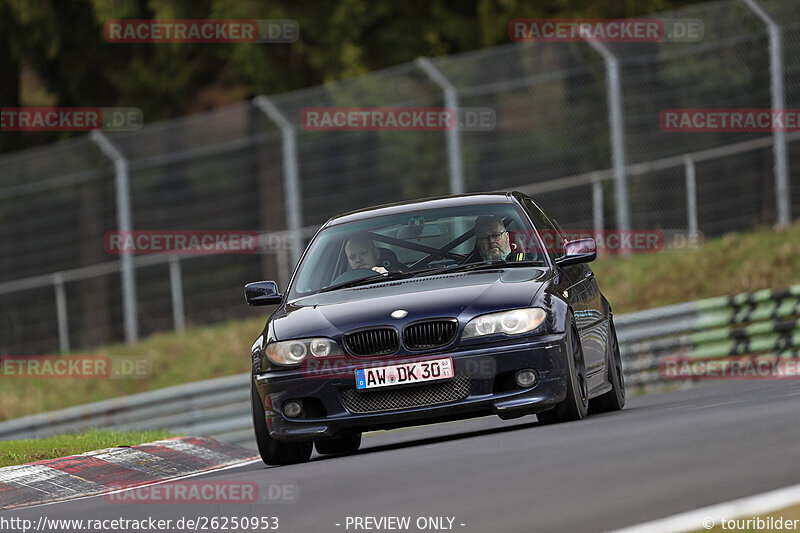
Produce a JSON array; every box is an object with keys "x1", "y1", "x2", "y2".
[{"x1": 0, "y1": 0, "x2": 710, "y2": 154}]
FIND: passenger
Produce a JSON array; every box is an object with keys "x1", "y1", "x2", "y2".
[{"x1": 344, "y1": 234, "x2": 388, "y2": 275}]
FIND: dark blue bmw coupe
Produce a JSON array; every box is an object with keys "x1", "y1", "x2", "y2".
[{"x1": 246, "y1": 192, "x2": 624, "y2": 465}]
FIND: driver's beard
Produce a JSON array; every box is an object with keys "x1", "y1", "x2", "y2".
[{"x1": 485, "y1": 243, "x2": 510, "y2": 262}]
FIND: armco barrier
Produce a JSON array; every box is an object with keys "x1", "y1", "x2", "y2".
[
  {"x1": 1, "y1": 286, "x2": 798, "y2": 446},
  {"x1": 617, "y1": 285, "x2": 800, "y2": 390},
  {"x1": 0, "y1": 374, "x2": 254, "y2": 447}
]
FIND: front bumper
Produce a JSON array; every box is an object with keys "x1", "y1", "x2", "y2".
[{"x1": 253, "y1": 333, "x2": 569, "y2": 441}]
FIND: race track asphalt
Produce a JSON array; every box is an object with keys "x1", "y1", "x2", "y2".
[{"x1": 5, "y1": 380, "x2": 800, "y2": 533}]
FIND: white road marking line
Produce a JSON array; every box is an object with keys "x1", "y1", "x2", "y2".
[{"x1": 612, "y1": 481, "x2": 800, "y2": 533}]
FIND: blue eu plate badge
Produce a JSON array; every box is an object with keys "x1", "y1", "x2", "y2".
[{"x1": 356, "y1": 369, "x2": 367, "y2": 389}]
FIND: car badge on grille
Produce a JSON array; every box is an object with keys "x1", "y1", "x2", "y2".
[{"x1": 391, "y1": 309, "x2": 408, "y2": 319}]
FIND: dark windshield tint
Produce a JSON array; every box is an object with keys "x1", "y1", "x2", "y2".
[{"x1": 289, "y1": 203, "x2": 544, "y2": 298}]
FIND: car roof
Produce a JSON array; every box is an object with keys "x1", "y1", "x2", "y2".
[{"x1": 324, "y1": 191, "x2": 523, "y2": 227}]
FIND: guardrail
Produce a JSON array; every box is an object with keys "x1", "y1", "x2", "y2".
[
  {"x1": 618, "y1": 285, "x2": 800, "y2": 391},
  {"x1": 1, "y1": 286, "x2": 798, "y2": 447},
  {"x1": 0, "y1": 374, "x2": 255, "y2": 447}
]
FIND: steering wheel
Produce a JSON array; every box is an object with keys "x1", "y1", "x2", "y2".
[{"x1": 330, "y1": 268, "x2": 380, "y2": 286}]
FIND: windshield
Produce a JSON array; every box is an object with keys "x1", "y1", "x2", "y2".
[{"x1": 289, "y1": 202, "x2": 546, "y2": 298}]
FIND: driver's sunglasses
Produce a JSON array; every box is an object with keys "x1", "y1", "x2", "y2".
[{"x1": 477, "y1": 231, "x2": 507, "y2": 243}]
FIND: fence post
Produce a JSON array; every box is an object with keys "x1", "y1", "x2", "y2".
[
  {"x1": 583, "y1": 39, "x2": 630, "y2": 235},
  {"x1": 168, "y1": 255, "x2": 185, "y2": 333},
  {"x1": 253, "y1": 96, "x2": 304, "y2": 267},
  {"x1": 53, "y1": 273, "x2": 69, "y2": 353},
  {"x1": 684, "y1": 158, "x2": 699, "y2": 241},
  {"x1": 592, "y1": 178, "x2": 604, "y2": 254},
  {"x1": 742, "y1": 0, "x2": 790, "y2": 227},
  {"x1": 416, "y1": 57, "x2": 465, "y2": 195},
  {"x1": 90, "y1": 131, "x2": 139, "y2": 343}
]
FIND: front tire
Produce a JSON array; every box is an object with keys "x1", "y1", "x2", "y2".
[
  {"x1": 589, "y1": 318, "x2": 625, "y2": 413},
  {"x1": 537, "y1": 319, "x2": 588, "y2": 425},
  {"x1": 251, "y1": 381, "x2": 312, "y2": 466}
]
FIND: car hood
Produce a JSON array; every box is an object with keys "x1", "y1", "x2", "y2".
[{"x1": 271, "y1": 268, "x2": 548, "y2": 340}]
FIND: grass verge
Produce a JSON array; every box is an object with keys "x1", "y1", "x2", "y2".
[
  {"x1": 0, "y1": 429, "x2": 176, "y2": 468},
  {"x1": 0, "y1": 316, "x2": 262, "y2": 423},
  {"x1": 591, "y1": 223, "x2": 800, "y2": 312},
  {"x1": 1, "y1": 223, "x2": 798, "y2": 423}
]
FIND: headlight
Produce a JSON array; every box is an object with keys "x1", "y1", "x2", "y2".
[
  {"x1": 310, "y1": 338, "x2": 333, "y2": 357},
  {"x1": 462, "y1": 308, "x2": 546, "y2": 340},
  {"x1": 265, "y1": 338, "x2": 343, "y2": 366}
]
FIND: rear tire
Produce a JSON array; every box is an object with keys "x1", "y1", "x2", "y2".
[
  {"x1": 589, "y1": 318, "x2": 625, "y2": 413},
  {"x1": 251, "y1": 381, "x2": 312, "y2": 466},
  {"x1": 315, "y1": 432, "x2": 362, "y2": 456},
  {"x1": 537, "y1": 319, "x2": 588, "y2": 425}
]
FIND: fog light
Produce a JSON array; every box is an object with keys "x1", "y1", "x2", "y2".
[
  {"x1": 515, "y1": 369, "x2": 538, "y2": 388},
  {"x1": 283, "y1": 400, "x2": 304, "y2": 418}
]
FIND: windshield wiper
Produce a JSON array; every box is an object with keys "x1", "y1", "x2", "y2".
[
  {"x1": 318, "y1": 265, "x2": 468, "y2": 293},
  {"x1": 319, "y1": 260, "x2": 541, "y2": 293},
  {"x1": 444, "y1": 260, "x2": 544, "y2": 273},
  {"x1": 407, "y1": 265, "x2": 457, "y2": 277},
  {"x1": 319, "y1": 270, "x2": 412, "y2": 293}
]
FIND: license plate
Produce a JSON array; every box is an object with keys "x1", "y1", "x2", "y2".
[{"x1": 355, "y1": 357, "x2": 454, "y2": 390}]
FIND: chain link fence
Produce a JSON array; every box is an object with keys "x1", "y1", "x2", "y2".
[{"x1": 2, "y1": 0, "x2": 799, "y2": 355}]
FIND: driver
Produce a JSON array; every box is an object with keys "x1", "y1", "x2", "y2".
[
  {"x1": 344, "y1": 234, "x2": 388, "y2": 275},
  {"x1": 474, "y1": 215, "x2": 520, "y2": 263}
]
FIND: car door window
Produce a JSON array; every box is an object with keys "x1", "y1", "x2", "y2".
[{"x1": 523, "y1": 198, "x2": 565, "y2": 260}]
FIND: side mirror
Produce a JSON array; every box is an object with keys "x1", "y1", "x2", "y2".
[
  {"x1": 555, "y1": 238, "x2": 597, "y2": 267},
  {"x1": 245, "y1": 281, "x2": 282, "y2": 306}
]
